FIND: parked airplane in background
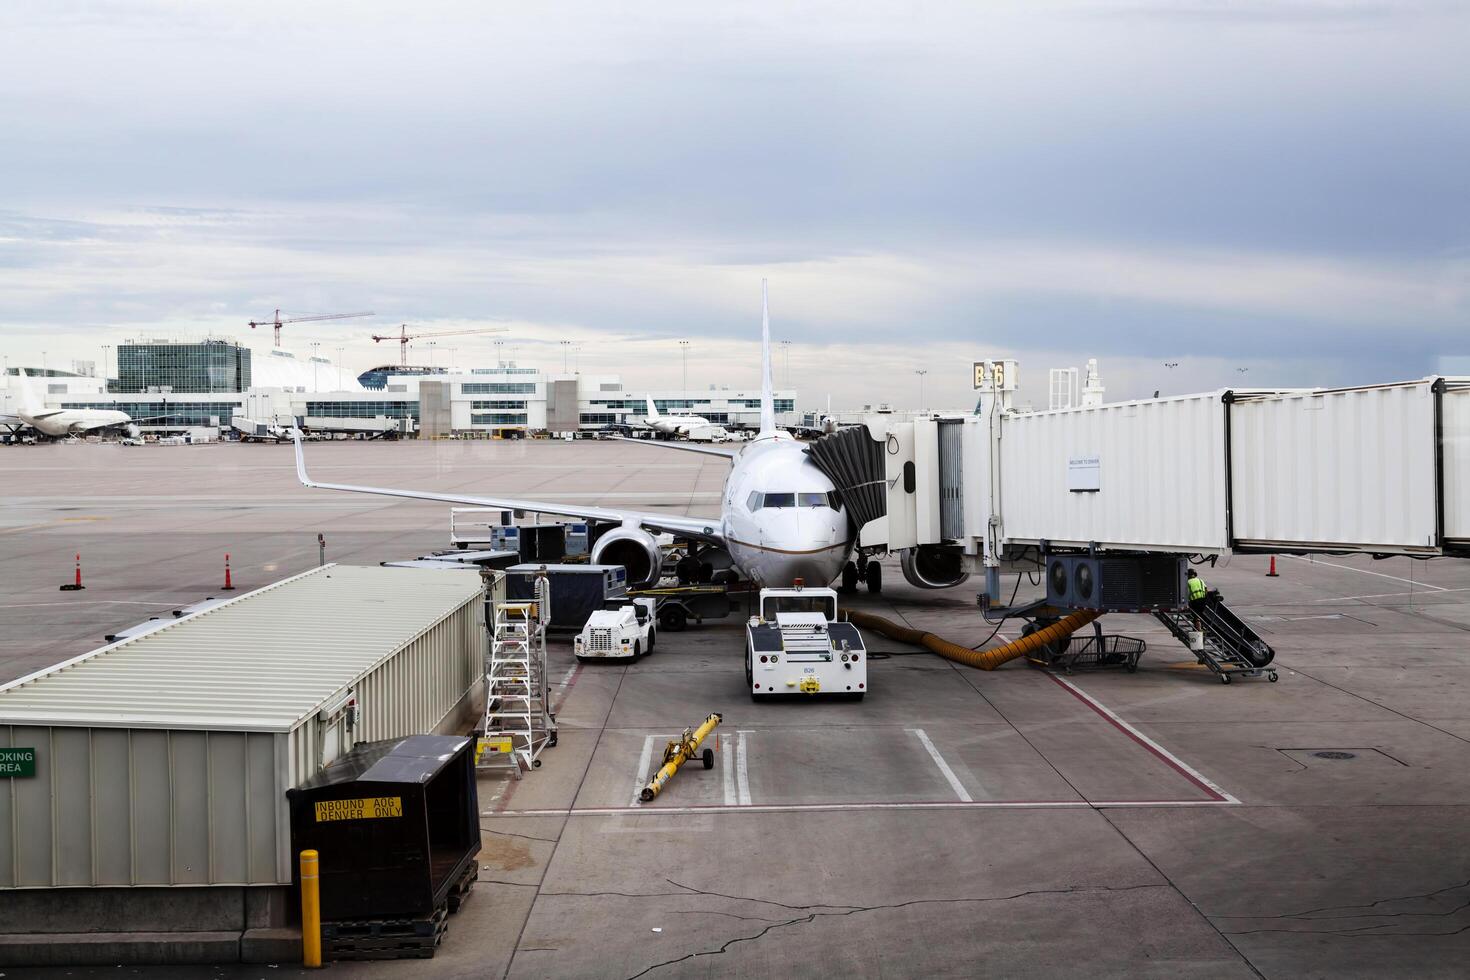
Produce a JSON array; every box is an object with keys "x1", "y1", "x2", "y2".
[
  {"x1": 295, "y1": 282, "x2": 878, "y2": 591},
  {"x1": 1, "y1": 370, "x2": 144, "y2": 439},
  {"x1": 640, "y1": 398, "x2": 733, "y2": 442}
]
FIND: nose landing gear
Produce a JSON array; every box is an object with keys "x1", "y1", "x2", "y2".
[{"x1": 839, "y1": 559, "x2": 884, "y2": 595}]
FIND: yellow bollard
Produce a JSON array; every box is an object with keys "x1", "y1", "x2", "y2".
[
  {"x1": 640, "y1": 713, "x2": 721, "y2": 802},
  {"x1": 300, "y1": 849, "x2": 322, "y2": 968}
]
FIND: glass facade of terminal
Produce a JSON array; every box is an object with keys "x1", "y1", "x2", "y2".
[
  {"x1": 462, "y1": 382, "x2": 537, "y2": 395},
  {"x1": 356, "y1": 365, "x2": 446, "y2": 390},
  {"x1": 471, "y1": 413, "x2": 528, "y2": 426},
  {"x1": 306, "y1": 401, "x2": 418, "y2": 419},
  {"x1": 114, "y1": 341, "x2": 251, "y2": 394},
  {"x1": 61, "y1": 401, "x2": 241, "y2": 427},
  {"x1": 470, "y1": 400, "x2": 527, "y2": 410}
]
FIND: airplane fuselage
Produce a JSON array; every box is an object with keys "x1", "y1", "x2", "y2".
[
  {"x1": 19, "y1": 409, "x2": 134, "y2": 438},
  {"x1": 718, "y1": 432, "x2": 851, "y2": 588},
  {"x1": 645, "y1": 414, "x2": 712, "y2": 435}
]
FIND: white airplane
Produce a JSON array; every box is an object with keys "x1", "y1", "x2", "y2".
[
  {"x1": 1, "y1": 370, "x2": 143, "y2": 439},
  {"x1": 640, "y1": 397, "x2": 729, "y2": 440},
  {"x1": 294, "y1": 282, "x2": 869, "y2": 590}
]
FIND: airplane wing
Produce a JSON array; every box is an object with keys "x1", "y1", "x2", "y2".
[
  {"x1": 608, "y1": 436, "x2": 738, "y2": 459},
  {"x1": 292, "y1": 433, "x2": 725, "y2": 543}
]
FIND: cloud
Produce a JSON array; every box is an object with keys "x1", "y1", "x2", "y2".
[{"x1": 0, "y1": 1, "x2": 1466, "y2": 410}]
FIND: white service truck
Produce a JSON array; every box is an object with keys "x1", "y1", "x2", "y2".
[
  {"x1": 575, "y1": 597, "x2": 658, "y2": 662},
  {"x1": 745, "y1": 585, "x2": 867, "y2": 700}
]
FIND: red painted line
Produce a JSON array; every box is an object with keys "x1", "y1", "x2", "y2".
[
  {"x1": 493, "y1": 773, "x2": 521, "y2": 813},
  {"x1": 552, "y1": 662, "x2": 584, "y2": 714},
  {"x1": 1044, "y1": 673, "x2": 1228, "y2": 803}
]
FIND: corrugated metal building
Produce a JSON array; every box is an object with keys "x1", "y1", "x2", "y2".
[{"x1": 0, "y1": 564, "x2": 485, "y2": 890}]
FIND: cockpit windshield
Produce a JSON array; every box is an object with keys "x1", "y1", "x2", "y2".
[{"x1": 747, "y1": 491, "x2": 840, "y2": 511}]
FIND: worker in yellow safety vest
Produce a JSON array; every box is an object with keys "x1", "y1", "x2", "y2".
[{"x1": 1186, "y1": 569, "x2": 1209, "y2": 614}]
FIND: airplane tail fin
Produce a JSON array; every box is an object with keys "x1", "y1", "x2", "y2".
[
  {"x1": 645, "y1": 396, "x2": 660, "y2": 420},
  {"x1": 758, "y1": 279, "x2": 776, "y2": 436},
  {"x1": 13, "y1": 369, "x2": 41, "y2": 414}
]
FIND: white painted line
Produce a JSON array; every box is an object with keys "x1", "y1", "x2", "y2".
[
  {"x1": 631, "y1": 735, "x2": 655, "y2": 806},
  {"x1": 720, "y1": 733, "x2": 736, "y2": 806},
  {"x1": 557, "y1": 665, "x2": 577, "y2": 687},
  {"x1": 486, "y1": 798, "x2": 1239, "y2": 818},
  {"x1": 1310, "y1": 587, "x2": 1470, "y2": 603},
  {"x1": 1049, "y1": 675, "x2": 1240, "y2": 804},
  {"x1": 1279, "y1": 554, "x2": 1447, "y2": 591},
  {"x1": 735, "y1": 730, "x2": 753, "y2": 806},
  {"x1": 0, "y1": 600, "x2": 171, "y2": 609},
  {"x1": 907, "y1": 728, "x2": 973, "y2": 803}
]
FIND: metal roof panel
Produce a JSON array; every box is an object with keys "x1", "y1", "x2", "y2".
[{"x1": 0, "y1": 565, "x2": 484, "y2": 731}]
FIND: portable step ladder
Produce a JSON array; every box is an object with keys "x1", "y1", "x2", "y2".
[
  {"x1": 478, "y1": 575, "x2": 557, "y2": 775},
  {"x1": 1155, "y1": 600, "x2": 1278, "y2": 684}
]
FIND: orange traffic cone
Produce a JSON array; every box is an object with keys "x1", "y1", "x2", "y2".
[
  {"x1": 60, "y1": 552, "x2": 85, "y2": 591},
  {"x1": 1267, "y1": 555, "x2": 1279, "y2": 577},
  {"x1": 222, "y1": 553, "x2": 236, "y2": 591}
]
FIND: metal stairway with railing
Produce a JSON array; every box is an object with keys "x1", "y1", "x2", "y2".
[
  {"x1": 1154, "y1": 596, "x2": 1278, "y2": 684},
  {"x1": 479, "y1": 584, "x2": 557, "y2": 776}
]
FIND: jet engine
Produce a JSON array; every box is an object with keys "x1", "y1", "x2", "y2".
[
  {"x1": 900, "y1": 545, "x2": 971, "y2": 590},
  {"x1": 590, "y1": 526, "x2": 664, "y2": 588},
  {"x1": 126, "y1": 423, "x2": 141, "y2": 439}
]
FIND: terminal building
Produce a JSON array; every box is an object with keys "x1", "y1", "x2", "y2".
[
  {"x1": 1, "y1": 339, "x2": 796, "y2": 438},
  {"x1": 113, "y1": 338, "x2": 253, "y2": 394}
]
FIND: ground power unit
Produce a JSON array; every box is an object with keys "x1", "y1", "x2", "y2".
[{"x1": 1045, "y1": 554, "x2": 1187, "y2": 613}]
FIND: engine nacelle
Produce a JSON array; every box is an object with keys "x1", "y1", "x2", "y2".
[
  {"x1": 590, "y1": 526, "x2": 663, "y2": 588},
  {"x1": 899, "y1": 545, "x2": 971, "y2": 590}
]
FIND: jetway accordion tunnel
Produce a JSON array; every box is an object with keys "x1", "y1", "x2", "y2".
[{"x1": 845, "y1": 608, "x2": 1100, "y2": 671}]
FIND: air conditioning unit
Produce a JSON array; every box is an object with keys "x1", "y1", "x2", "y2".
[{"x1": 1046, "y1": 554, "x2": 1187, "y2": 612}]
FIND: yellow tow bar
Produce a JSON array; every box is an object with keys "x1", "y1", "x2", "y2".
[{"x1": 640, "y1": 712, "x2": 722, "y2": 803}]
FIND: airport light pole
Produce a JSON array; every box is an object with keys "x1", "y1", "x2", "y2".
[
  {"x1": 102, "y1": 345, "x2": 110, "y2": 384},
  {"x1": 679, "y1": 340, "x2": 690, "y2": 392},
  {"x1": 780, "y1": 340, "x2": 791, "y2": 388},
  {"x1": 494, "y1": 339, "x2": 505, "y2": 369},
  {"x1": 561, "y1": 339, "x2": 571, "y2": 374},
  {"x1": 336, "y1": 347, "x2": 344, "y2": 390},
  {"x1": 311, "y1": 342, "x2": 320, "y2": 390},
  {"x1": 427, "y1": 341, "x2": 437, "y2": 368},
  {"x1": 915, "y1": 369, "x2": 928, "y2": 413}
]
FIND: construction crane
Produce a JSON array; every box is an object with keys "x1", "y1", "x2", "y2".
[
  {"x1": 248, "y1": 309, "x2": 375, "y2": 348},
  {"x1": 372, "y1": 324, "x2": 509, "y2": 367}
]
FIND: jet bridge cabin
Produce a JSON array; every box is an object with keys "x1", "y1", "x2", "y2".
[{"x1": 809, "y1": 377, "x2": 1470, "y2": 589}]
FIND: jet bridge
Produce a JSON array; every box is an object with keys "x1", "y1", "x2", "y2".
[{"x1": 808, "y1": 375, "x2": 1470, "y2": 594}]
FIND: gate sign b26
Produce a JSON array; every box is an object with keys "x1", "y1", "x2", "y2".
[{"x1": 0, "y1": 747, "x2": 36, "y2": 778}]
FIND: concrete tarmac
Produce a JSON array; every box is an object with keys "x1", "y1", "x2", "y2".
[{"x1": 4, "y1": 439, "x2": 1470, "y2": 978}]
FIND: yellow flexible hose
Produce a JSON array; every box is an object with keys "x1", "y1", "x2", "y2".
[{"x1": 846, "y1": 608, "x2": 1101, "y2": 670}]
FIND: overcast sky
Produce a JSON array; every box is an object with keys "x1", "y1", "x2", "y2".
[{"x1": 1, "y1": 1, "x2": 1466, "y2": 410}]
